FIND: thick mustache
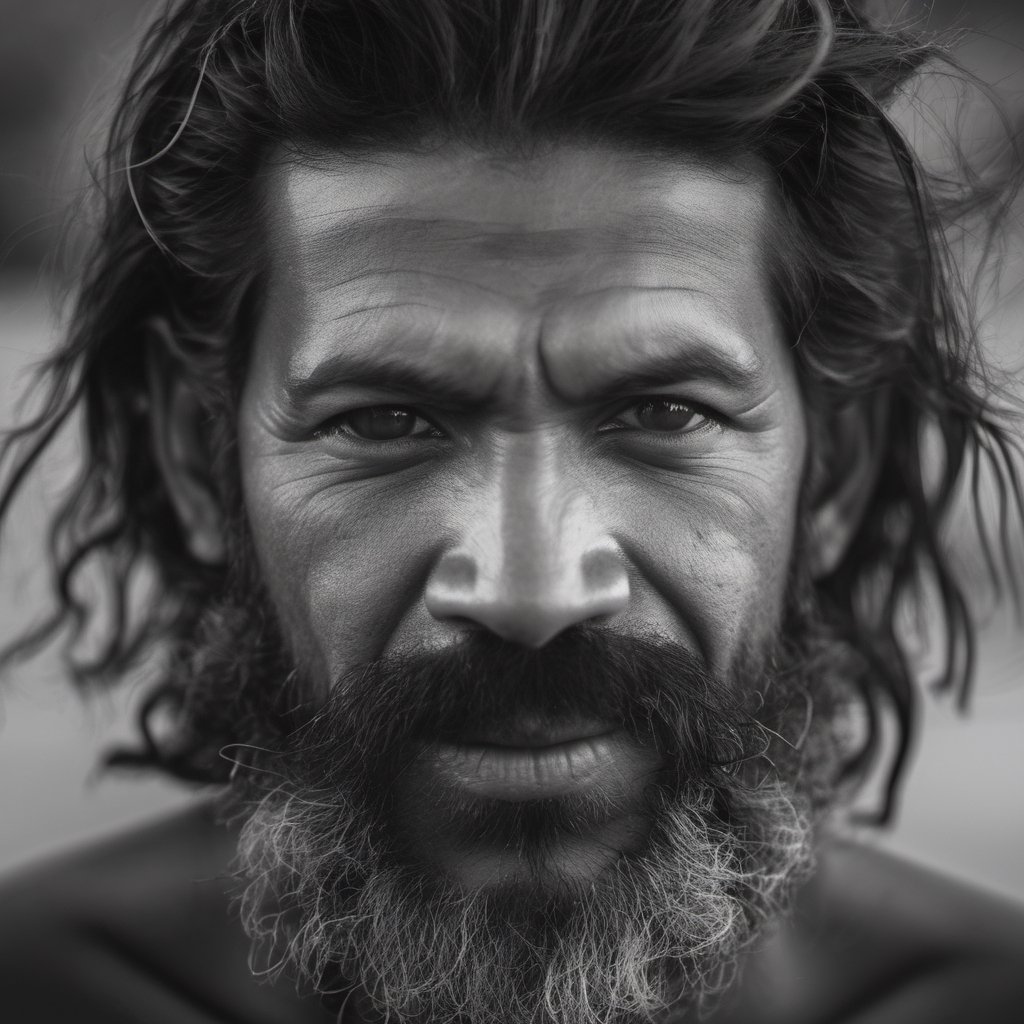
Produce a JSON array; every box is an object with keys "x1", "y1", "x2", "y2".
[{"x1": 254, "y1": 628, "x2": 779, "y2": 791}]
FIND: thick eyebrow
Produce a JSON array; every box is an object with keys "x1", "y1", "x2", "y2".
[
  {"x1": 282, "y1": 350, "x2": 496, "y2": 409},
  {"x1": 571, "y1": 342, "x2": 769, "y2": 403},
  {"x1": 282, "y1": 334, "x2": 768, "y2": 413}
]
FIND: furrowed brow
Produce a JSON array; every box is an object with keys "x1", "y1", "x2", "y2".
[
  {"x1": 566, "y1": 341, "x2": 770, "y2": 404},
  {"x1": 282, "y1": 350, "x2": 492, "y2": 409}
]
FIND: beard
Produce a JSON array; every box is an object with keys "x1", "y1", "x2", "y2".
[
  {"x1": 168, "y1": 571, "x2": 856, "y2": 1024},
  {"x1": 152, "y1": 509, "x2": 856, "y2": 1024}
]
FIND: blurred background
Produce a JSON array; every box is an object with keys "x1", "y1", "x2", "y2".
[{"x1": 1, "y1": 0, "x2": 1023, "y2": 898}]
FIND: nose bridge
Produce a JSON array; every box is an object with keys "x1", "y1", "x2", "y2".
[
  {"x1": 425, "y1": 432, "x2": 630, "y2": 646},
  {"x1": 497, "y1": 431, "x2": 583, "y2": 591}
]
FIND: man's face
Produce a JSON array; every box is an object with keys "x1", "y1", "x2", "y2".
[
  {"x1": 219, "y1": 142, "x2": 835, "y2": 1022},
  {"x1": 237, "y1": 142, "x2": 809, "y2": 888}
]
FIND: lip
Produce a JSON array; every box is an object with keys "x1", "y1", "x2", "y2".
[
  {"x1": 425, "y1": 730, "x2": 660, "y2": 801},
  {"x1": 457, "y1": 717, "x2": 612, "y2": 748}
]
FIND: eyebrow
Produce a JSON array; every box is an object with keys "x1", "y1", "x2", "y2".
[
  {"x1": 282, "y1": 350, "x2": 496, "y2": 409},
  {"x1": 282, "y1": 331, "x2": 767, "y2": 411},
  {"x1": 574, "y1": 341, "x2": 768, "y2": 403}
]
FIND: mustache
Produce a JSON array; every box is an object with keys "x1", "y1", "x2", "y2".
[
  {"x1": 233, "y1": 627, "x2": 789, "y2": 796},
  {"x1": 229, "y1": 625, "x2": 821, "y2": 1021}
]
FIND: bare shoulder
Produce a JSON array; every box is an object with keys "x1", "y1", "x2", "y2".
[
  {"x1": 0, "y1": 798, "x2": 235, "y2": 939},
  {"x1": 0, "y1": 799, "x2": 332, "y2": 1023},
  {"x1": 817, "y1": 837, "x2": 1024, "y2": 955},
  {"x1": 0, "y1": 800, "x2": 229, "y2": 1021},
  {"x1": 787, "y1": 837, "x2": 1024, "y2": 1023}
]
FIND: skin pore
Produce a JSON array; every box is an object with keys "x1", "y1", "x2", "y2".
[{"x1": 230, "y1": 142, "x2": 823, "y2": 892}]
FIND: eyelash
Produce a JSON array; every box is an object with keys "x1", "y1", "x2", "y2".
[
  {"x1": 598, "y1": 397, "x2": 719, "y2": 437},
  {"x1": 314, "y1": 397, "x2": 720, "y2": 444},
  {"x1": 313, "y1": 407, "x2": 443, "y2": 444}
]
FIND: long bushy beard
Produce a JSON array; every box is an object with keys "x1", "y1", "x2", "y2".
[
  {"x1": 204, "y1": 618, "x2": 852, "y2": 1024},
  {"x1": 237, "y1": 776, "x2": 810, "y2": 1024}
]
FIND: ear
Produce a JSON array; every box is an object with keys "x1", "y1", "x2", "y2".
[
  {"x1": 805, "y1": 394, "x2": 887, "y2": 579},
  {"x1": 146, "y1": 319, "x2": 227, "y2": 565}
]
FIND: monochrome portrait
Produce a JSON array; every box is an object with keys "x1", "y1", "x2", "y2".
[{"x1": 1, "y1": 2, "x2": 1022, "y2": 1022}]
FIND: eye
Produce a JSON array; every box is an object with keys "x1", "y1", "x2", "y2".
[
  {"x1": 315, "y1": 405, "x2": 443, "y2": 442},
  {"x1": 602, "y1": 398, "x2": 714, "y2": 434}
]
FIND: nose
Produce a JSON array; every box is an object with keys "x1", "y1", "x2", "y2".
[{"x1": 423, "y1": 439, "x2": 630, "y2": 647}]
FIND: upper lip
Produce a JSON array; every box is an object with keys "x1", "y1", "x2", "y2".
[{"x1": 457, "y1": 717, "x2": 613, "y2": 749}]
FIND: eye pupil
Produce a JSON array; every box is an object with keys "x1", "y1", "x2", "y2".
[
  {"x1": 348, "y1": 406, "x2": 416, "y2": 440},
  {"x1": 636, "y1": 399, "x2": 696, "y2": 432}
]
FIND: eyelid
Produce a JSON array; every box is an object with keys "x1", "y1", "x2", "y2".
[
  {"x1": 309, "y1": 396, "x2": 722, "y2": 445},
  {"x1": 312, "y1": 404, "x2": 444, "y2": 442},
  {"x1": 599, "y1": 396, "x2": 721, "y2": 432}
]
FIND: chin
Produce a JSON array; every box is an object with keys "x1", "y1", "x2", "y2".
[
  {"x1": 232, "y1": 774, "x2": 816, "y2": 1024},
  {"x1": 391, "y1": 780, "x2": 660, "y2": 892},
  {"x1": 430, "y1": 839, "x2": 632, "y2": 894}
]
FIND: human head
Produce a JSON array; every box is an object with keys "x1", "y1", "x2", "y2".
[{"x1": 1, "y1": 0, "x2": 1021, "y2": 1019}]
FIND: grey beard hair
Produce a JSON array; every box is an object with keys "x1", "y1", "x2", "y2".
[
  {"x1": 233, "y1": 771, "x2": 816, "y2": 1024},
  {"x1": 208, "y1": 535, "x2": 850, "y2": 1024}
]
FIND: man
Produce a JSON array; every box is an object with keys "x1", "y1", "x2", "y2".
[{"x1": 0, "y1": 0, "x2": 1022, "y2": 1021}]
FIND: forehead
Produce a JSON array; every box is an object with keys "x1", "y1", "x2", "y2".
[
  {"x1": 264, "y1": 143, "x2": 775, "y2": 276},
  {"x1": 253, "y1": 143, "x2": 787, "y2": 399}
]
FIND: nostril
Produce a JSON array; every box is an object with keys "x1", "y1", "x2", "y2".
[
  {"x1": 424, "y1": 551, "x2": 480, "y2": 625},
  {"x1": 425, "y1": 541, "x2": 629, "y2": 643},
  {"x1": 437, "y1": 552, "x2": 477, "y2": 589},
  {"x1": 581, "y1": 547, "x2": 626, "y2": 590}
]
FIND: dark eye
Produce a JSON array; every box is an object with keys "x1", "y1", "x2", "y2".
[
  {"x1": 606, "y1": 398, "x2": 712, "y2": 434},
  {"x1": 316, "y1": 406, "x2": 442, "y2": 442}
]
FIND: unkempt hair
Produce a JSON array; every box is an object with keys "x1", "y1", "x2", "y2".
[{"x1": 1, "y1": 0, "x2": 1021, "y2": 819}]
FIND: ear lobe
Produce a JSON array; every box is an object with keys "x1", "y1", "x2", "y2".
[
  {"x1": 146, "y1": 319, "x2": 227, "y2": 566},
  {"x1": 805, "y1": 395, "x2": 887, "y2": 579}
]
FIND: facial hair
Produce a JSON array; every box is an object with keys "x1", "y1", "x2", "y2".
[{"x1": 211, "y1": 622, "x2": 851, "y2": 1024}]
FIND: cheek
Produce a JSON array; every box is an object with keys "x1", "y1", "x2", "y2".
[
  {"x1": 689, "y1": 522, "x2": 792, "y2": 662},
  {"x1": 240, "y1": 461, "x2": 448, "y2": 684},
  {"x1": 613, "y1": 453, "x2": 802, "y2": 675}
]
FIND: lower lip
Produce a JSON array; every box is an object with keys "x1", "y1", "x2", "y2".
[{"x1": 425, "y1": 731, "x2": 659, "y2": 801}]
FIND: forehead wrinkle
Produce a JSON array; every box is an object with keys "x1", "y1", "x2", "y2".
[
  {"x1": 279, "y1": 205, "x2": 764, "y2": 293},
  {"x1": 273, "y1": 207, "x2": 400, "y2": 290},
  {"x1": 538, "y1": 285, "x2": 772, "y2": 402},
  {"x1": 260, "y1": 149, "x2": 787, "y2": 409},
  {"x1": 263, "y1": 141, "x2": 784, "y2": 282},
  {"x1": 287, "y1": 217, "x2": 590, "y2": 291},
  {"x1": 281, "y1": 299, "x2": 527, "y2": 407}
]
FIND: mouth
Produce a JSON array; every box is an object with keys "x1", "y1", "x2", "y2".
[
  {"x1": 398, "y1": 720, "x2": 666, "y2": 887},
  {"x1": 424, "y1": 724, "x2": 662, "y2": 802}
]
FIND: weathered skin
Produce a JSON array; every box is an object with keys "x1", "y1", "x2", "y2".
[
  {"x1": 1, "y1": 144, "x2": 1020, "y2": 1021},
  {"x1": 238, "y1": 144, "x2": 810, "y2": 686},
  {"x1": 232, "y1": 144, "x2": 818, "y2": 884}
]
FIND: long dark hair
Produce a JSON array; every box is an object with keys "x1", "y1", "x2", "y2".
[{"x1": 1, "y1": 0, "x2": 1021, "y2": 820}]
